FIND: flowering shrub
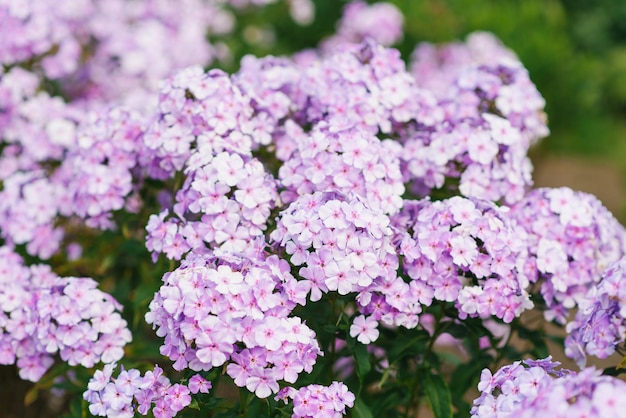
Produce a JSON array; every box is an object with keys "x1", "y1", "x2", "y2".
[{"x1": 2, "y1": 1, "x2": 626, "y2": 418}]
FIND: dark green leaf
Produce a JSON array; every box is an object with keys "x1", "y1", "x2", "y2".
[
  {"x1": 602, "y1": 366, "x2": 626, "y2": 377},
  {"x1": 449, "y1": 357, "x2": 490, "y2": 398},
  {"x1": 352, "y1": 397, "x2": 374, "y2": 418},
  {"x1": 424, "y1": 371, "x2": 453, "y2": 418},
  {"x1": 387, "y1": 331, "x2": 429, "y2": 363},
  {"x1": 353, "y1": 342, "x2": 371, "y2": 382}
]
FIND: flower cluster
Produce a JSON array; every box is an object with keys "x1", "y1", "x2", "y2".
[
  {"x1": 0, "y1": 68, "x2": 81, "y2": 174},
  {"x1": 276, "y1": 382, "x2": 355, "y2": 418},
  {"x1": 0, "y1": 246, "x2": 131, "y2": 382},
  {"x1": 143, "y1": 66, "x2": 279, "y2": 260},
  {"x1": 472, "y1": 357, "x2": 626, "y2": 417},
  {"x1": 399, "y1": 112, "x2": 534, "y2": 203},
  {"x1": 84, "y1": 363, "x2": 210, "y2": 418},
  {"x1": 278, "y1": 123, "x2": 405, "y2": 214},
  {"x1": 393, "y1": 196, "x2": 533, "y2": 323},
  {"x1": 141, "y1": 65, "x2": 261, "y2": 178},
  {"x1": 398, "y1": 31, "x2": 549, "y2": 203},
  {"x1": 0, "y1": 0, "x2": 243, "y2": 102},
  {"x1": 59, "y1": 106, "x2": 148, "y2": 229},
  {"x1": 509, "y1": 187, "x2": 626, "y2": 323},
  {"x1": 410, "y1": 32, "x2": 518, "y2": 99},
  {"x1": 321, "y1": 1, "x2": 404, "y2": 50},
  {"x1": 145, "y1": 252, "x2": 322, "y2": 398},
  {"x1": 565, "y1": 256, "x2": 626, "y2": 366},
  {"x1": 271, "y1": 191, "x2": 412, "y2": 332},
  {"x1": 410, "y1": 31, "x2": 549, "y2": 144},
  {"x1": 295, "y1": 39, "x2": 441, "y2": 135}
]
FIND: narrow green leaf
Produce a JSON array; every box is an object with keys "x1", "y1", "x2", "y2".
[
  {"x1": 618, "y1": 355, "x2": 626, "y2": 369},
  {"x1": 353, "y1": 342, "x2": 371, "y2": 382},
  {"x1": 424, "y1": 371, "x2": 453, "y2": 418},
  {"x1": 352, "y1": 397, "x2": 374, "y2": 418}
]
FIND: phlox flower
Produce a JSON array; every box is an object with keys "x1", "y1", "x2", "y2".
[{"x1": 349, "y1": 315, "x2": 380, "y2": 344}]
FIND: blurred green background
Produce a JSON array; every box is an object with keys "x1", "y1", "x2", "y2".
[{"x1": 228, "y1": 0, "x2": 626, "y2": 218}]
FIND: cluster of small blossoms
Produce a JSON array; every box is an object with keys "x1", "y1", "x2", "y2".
[
  {"x1": 0, "y1": 0, "x2": 246, "y2": 102},
  {"x1": 143, "y1": 66, "x2": 279, "y2": 260},
  {"x1": 565, "y1": 256, "x2": 626, "y2": 366},
  {"x1": 276, "y1": 382, "x2": 355, "y2": 418},
  {"x1": 0, "y1": 246, "x2": 131, "y2": 382},
  {"x1": 141, "y1": 65, "x2": 258, "y2": 179},
  {"x1": 321, "y1": 1, "x2": 404, "y2": 51},
  {"x1": 145, "y1": 252, "x2": 322, "y2": 398},
  {"x1": 293, "y1": 39, "x2": 443, "y2": 135},
  {"x1": 472, "y1": 357, "x2": 626, "y2": 417},
  {"x1": 146, "y1": 150, "x2": 278, "y2": 260},
  {"x1": 84, "y1": 363, "x2": 210, "y2": 418},
  {"x1": 271, "y1": 191, "x2": 416, "y2": 335},
  {"x1": 410, "y1": 31, "x2": 518, "y2": 99},
  {"x1": 399, "y1": 113, "x2": 533, "y2": 203},
  {"x1": 58, "y1": 106, "x2": 148, "y2": 229},
  {"x1": 278, "y1": 122, "x2": 405, "y2": 214},
  {"x1": 0, "y1": 68, "x2": 82, "y2": 174},
  {"x1": 410, "y1": 32, "x2": 549, "y2": 145},
  {"x1": 0, "y1": 170, "x2": 67, "y2": 258},
  {"x1": 393, "y1": 196, "x2": 533, "y2": 323},
  {"x1": 508, "y1": 187, "x2": 626, "y2": 323},
  {"x1": 233, "y1": 37, "x2": 542, "y2": 205}
]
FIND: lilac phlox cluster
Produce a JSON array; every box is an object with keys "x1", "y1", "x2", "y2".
[
  {"x1": 142, "y1": 65, "x2": 257, "y2": 179},
  {"x1": 0, "y1": 0, "x2": 234, "y2": 102},
  {"x1": 82, "y1": 0, "x2": 223, "y2": 102},
  {"x1": 393, "y1": 196, "x2": 533, "y2": 323},
  {"x1": 59, "y1": 106, "x2": 147, "y2": 229},
  {"x1": 84, "y1": 363, "x2": 209, "y2": 417},
  {"x1": 146, "y1": 149, "x2": 278, "y2": 260},
  {"x1": 472, "y1": 357, "x2": 626, "y2": 418},
  {"x1": 0, "y1": 68, "x2": 82, "y2": 175},
  {"x1": 565, "y1": 256, "x2": 626, "y2": 366},
  {"x1": 0, "y1": 1, "x2": 87, "y2": 78},
  {"x1": 276, "y1": 382, "x2": 355, "y2": 418},
  {"x1": 410, "y1": 32, "x2": 517, "y2": 99},
  {"x1": 272, "y1": 191, "x2": 417, "y2": 338},
  {"x1": 0, "y1": 246, "x2": 131, "y2": 382},
  {"x1": 410, "y1": 32, "x2": 549, "y2": 145},
  {"x1": 321, "y1": 1, "x2": 404, "y2": 50},
  {"x1": 145, "y1": 252, "x2": 321, "y2": 398},
  {"x1": 509, "y1": 187, "x2": 626, "y2": 324},
  {"x1": 234, "y1": 54, "x2": 301, "y2": 149},
  {"x1": 278, "y1": 122, "x2": 404, "y2": 214},
  {"x1": 294, "y1": 39, "x2": 444, "y2": 135},
  {"x1": 399, "y1": 112, "x2": 533, "y2": 203},
  {"x1": 0, "y1": 171, "x2": 66, "y2": 259}
]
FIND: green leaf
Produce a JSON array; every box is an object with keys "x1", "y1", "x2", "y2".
[
  {"x1": 424, "y1": 371, "x2": 453, "y2": 418},
  {"x1": 353, "y1": 342, "x2": 371, "y2": 382},
  {"x1": 618, "y1": 355, "x2": 626, "y2": 369},
  {"x1": 188, "y1": 398, "x2": 201, "y2": 410},
  {"x1": 352, "y1": 397, "x2": 374, "y2": 418},
  {"x1": 387, "y1": 331, "x2": 429, "y2": 363},
  {"x1": 449, "y1": 357, "x2": 490, "y2": 398}
]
